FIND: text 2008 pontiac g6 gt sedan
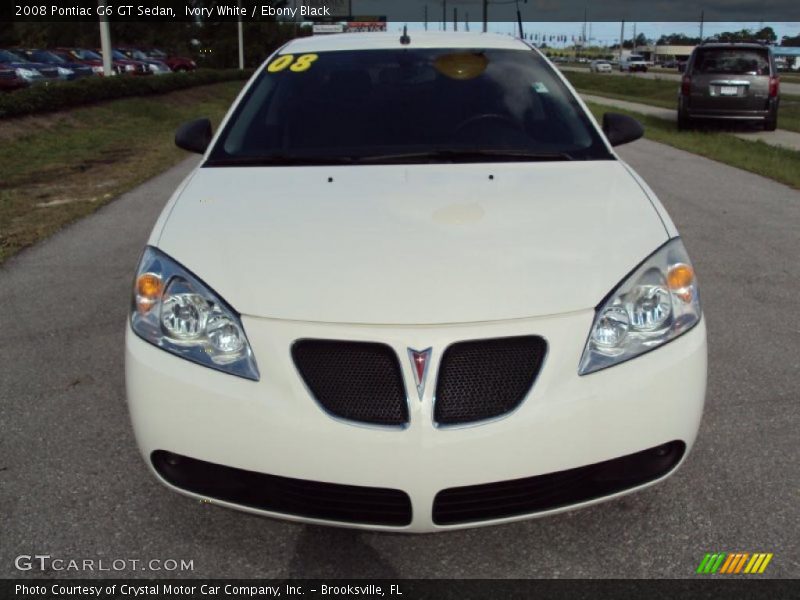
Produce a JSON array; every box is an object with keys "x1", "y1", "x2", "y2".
[{"x1": 125, "y1": 32, "x2": 706, "y2": 532}]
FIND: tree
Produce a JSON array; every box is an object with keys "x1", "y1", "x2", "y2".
[
  {"x1": 657, "y1": 33, "x2": 701, "y2": 45},
  {"x1": 782, "y1": 34, "x2": 800, "y2": 47},
  {"x1": 755, "y1": 27, "x2": 777, "y2": 43}
]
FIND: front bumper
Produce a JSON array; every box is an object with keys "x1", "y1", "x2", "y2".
[{"x1": 125, "y1": 312, "x2": 707, "y2": 532}]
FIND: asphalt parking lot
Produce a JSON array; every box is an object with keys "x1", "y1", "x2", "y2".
[{"x1": 1, "y1": 138, "x2": 798, "y2": 578}]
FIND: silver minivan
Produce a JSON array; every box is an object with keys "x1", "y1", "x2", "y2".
[{"x1": 678, "y1": 42, "x2": 780, "y2": 131}]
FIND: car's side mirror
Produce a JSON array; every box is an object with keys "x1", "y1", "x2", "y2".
[
  {"x1": 175, "y1": 118, "x2": 212, "y2": 154},
  {"x1": 602, "y1": 113, "x2": 644, "y2": 147}
]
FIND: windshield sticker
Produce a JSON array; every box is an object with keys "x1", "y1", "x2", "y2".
[
  {"x1": 267, "y1": 53, "x2": 319, "y2": 73},
  {"x1": 532, "y1": 81, "x2": 549, "y2": 94}
]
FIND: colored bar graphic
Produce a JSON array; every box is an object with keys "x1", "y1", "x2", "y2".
[{"x1": 698, "y1": 552, "x2": 773, "y2": 574}]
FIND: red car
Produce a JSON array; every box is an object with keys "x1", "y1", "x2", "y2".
[{"x1": 142, "y1": 48, "x2": 196, "y2": 72}]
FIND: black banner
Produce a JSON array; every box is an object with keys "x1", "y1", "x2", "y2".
[
  {"x1": 3, "y1": 0, "x2": 800, "y2": 23},
  {"x1": 1, "y1": 579, "x2": 798, "y2": 600}
]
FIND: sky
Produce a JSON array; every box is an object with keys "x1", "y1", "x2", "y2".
[{"x1": 395, "y1": 21, "x2": 800, "y2": 46}]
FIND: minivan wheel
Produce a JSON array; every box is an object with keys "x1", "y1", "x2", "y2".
[
  {"x1": 763, "y1": 110, "x2": 778, "y2": 131},
  {"x1": 677, "y1": 110, "x2": 691, "y2": 131}
]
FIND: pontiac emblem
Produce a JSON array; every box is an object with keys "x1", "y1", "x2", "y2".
[{"x1": 408, "y1": 347, "x2": 432, "y2": 400}]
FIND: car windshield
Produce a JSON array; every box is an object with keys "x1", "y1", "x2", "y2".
[
  {"x1": 0, "y1": 50, "x2": 26, "y2": 63},
  {"x1": 111, "y1": 50, "x2": 128, "y2": 60},
  {"x1": 693, "y1": 48, "x2": 770, "y2": 75},
  {"x1": 75, "y1": 49, "x2": 102, "y2": 60},
  {"x1": 30, "y1": 50, "x2": 66, "y2": 64},
  {"x1": 208, "y1": 48, "x2": 611, "y2": 165}
]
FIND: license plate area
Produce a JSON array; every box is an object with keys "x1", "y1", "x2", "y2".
[{"x1": 719, "y1": 86, "x2": 739, "y2": 96}]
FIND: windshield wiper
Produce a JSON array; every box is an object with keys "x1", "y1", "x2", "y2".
[
  {"x1": 205, "y1": 155, "x2": 355, "y2": 167},
  {"x1": 355, "y1": 149, "x2": 575, "y2": 164}
]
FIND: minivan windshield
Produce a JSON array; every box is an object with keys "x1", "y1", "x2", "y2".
[
  {"x1": 208, "y1": 48, "x2": 611, "y2": 165},
  {"x1": 693, "y1": 48, "x2": 770, "y2": 75}
]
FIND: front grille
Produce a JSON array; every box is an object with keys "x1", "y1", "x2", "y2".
[
  {"x1": 152, "y1": 451, "x2": 412, "y2": 526},
  {"x1": 292, "y1": 339, "x2": 408, "y2": 426},
  {"x1": 434, "y1": 336, "x2": 547, "y2": 425},
  {"x1": 433, "y1": 441, "x2": 686, "y2": 525}
]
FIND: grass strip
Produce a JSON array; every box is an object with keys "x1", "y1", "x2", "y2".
[
  {"x1": 586, "y1": 101, "x2": 800, "y2": 190},
  {"x1": 0, "y1": 80, "x2": 244, "y2": 263}
]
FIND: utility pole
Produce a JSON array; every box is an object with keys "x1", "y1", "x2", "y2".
[
  {"x1": 98, "y1": 0, "x2": 112, "y2": 76},
  {"x1": 454, "y1": 7, "x2": 457, "y2": 31},
  {"x1": 619, "y1": 20, "x2": 625, "y2": 60},
  {"x1": 237, "y1": 0, "x2": 244, "y2": 70},
  {"x1": 465, "y1": 12, "x2": 469, "y2": 31},
  {"x1": 632, "y1": 22, "x2": 637, "y2": 53},
  {"x1": 442, "y1": 0, "x2": 446, "y2": 31},
  {"x1": 482, "y1": 0, "x2": 488, "y2": 33},
  {"x1": 424, "y1": 5, "x2": 428, "y2": 31},
  {"x1": 699, "y1": 10, "x2": 705, "y2": 40}
]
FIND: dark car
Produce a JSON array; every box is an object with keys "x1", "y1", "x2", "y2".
[
  {"x1": 14, "y1": 49, "x2": 94, "y2": 80},
  {"x1": 57, "y1": 48, "x2": 122, "y2": 76},
  {"x1": 105, "y1": 49, "x2": 152, "y2": 75},
  {"x1": 0, "y1": 67, "x2": 27, "y2": 92},
  {"x1": 678, "y1": 42, "x2": 780, "y2": 131},
  {"x1": 116, "y1": 47, "x2": 172, "y2": 75},
  {"x1": 0, "y1": 49, "x2": 59, "y2": 84}
]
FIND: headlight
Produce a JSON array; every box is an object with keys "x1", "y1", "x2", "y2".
[
  {"x1": 57, "y1": 67, "x2": 74, "y2": 77},
  {"x1": 91, "y1": 65, "x2": 104, "y2": 74},
  {"x1": 578, "y1": 238, "x2": 701, "y2": 375},
  {"x1": 124, "y1": 64, "x2": 135, "y2": 72},
  {"x1": 15, "y1": 68, "x2": 38, "y2": 78},
  {"x1": 130, "y1": 247, "x2": 259, "y2": 381}
]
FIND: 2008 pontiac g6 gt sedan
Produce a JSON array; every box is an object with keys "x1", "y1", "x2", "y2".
[{"x1": 125, "y1": 32, "x2": 706, "y2": 532}]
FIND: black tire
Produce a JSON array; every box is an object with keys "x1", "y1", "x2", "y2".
[{"x1": 677, "y1": 110, "x2": 691, "y2": 131}]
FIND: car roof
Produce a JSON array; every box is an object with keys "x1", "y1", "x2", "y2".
[
  {"x1": 696, "y1": 42, "x2": 770, "y2": 50},
  {"x1": 281, "y1": 32, "x2": 532, "y2": 53}
]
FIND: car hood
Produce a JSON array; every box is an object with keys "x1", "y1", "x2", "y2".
[{"x1": 157, "y1": 161, "x2": 668, "y2": 324}]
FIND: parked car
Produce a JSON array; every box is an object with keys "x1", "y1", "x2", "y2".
[
  {"x1": 57, "y1": 48, "x2": 121, "y2": 76},
  {"x1": 0, "y1": 49, "x2": 57, "y2": 84},
  {"x1": 14, "y1": 49, "x2": 94, "y2": 80},
  {"x1": 116, "y1": 47, "x2": 172, "y2": 75},
  {"x1": 126, "y1": 32, "x2": 706, "y2": 532},
  {"x1": 590, "y1": 60, "x2": 612, "y2": 73},
  {"x1": 104, "y1": 49, "x2": 152, "y2": 75},
  {"x1": 144, "y1": 48, "x2": 197, "y2": 72},
  {"x1": 678, "y1": 42, "x2": 780, "y2": 131},
  {"x1": 0, "y1": 67, "x2": 28, "y2": 92},
  {"x1": 619, "y1": 54, "x2": 649, "y2": 72}
]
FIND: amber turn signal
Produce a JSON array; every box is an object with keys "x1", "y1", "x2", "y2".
[
  {"x1": 136, "y1": 273, "x2": 162, "y2": 313},
  {"x1": 667, "y1": 264, "x2": 694, "y2": 301}
]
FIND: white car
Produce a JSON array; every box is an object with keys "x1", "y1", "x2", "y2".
[
  {"x1": 590, "y1": 60, "x2": 612, "y2": 73},
  {"x1": 126, "y1": 32, "x2": 706, "y2": 532}
]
